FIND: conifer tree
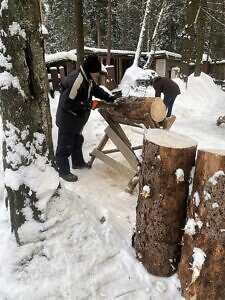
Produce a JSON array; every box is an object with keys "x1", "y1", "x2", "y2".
[{"x1": 0, "y1": 0, "x2": 57, "y2": 244}]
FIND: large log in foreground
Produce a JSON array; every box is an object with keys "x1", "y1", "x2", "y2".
[
  {"x1": 179, "y1": 149, "x2": 225, "y2": 300},
  {"x1": 103, "y1": 96, "x2": 167, "y2": 124},
  {"x1": 134, "y1": 129, "x2": 197, "y2": 276}
]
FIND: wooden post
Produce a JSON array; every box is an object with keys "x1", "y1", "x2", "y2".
[
  {"x1": 50, "y1": 67, "x2": 60, "y2": 91},
  {"x1": 178, "y1": 149, "x2": 225, "y2": 300},
  {"x1": 66, "y1": 61, "x2": 75, "y2": 75},
  {"x1": 134, "y1": 129, "x2": 197, "y2": 276},
  {"x1": 59, "y1": 66, "x2": 65, "y2": 84}
]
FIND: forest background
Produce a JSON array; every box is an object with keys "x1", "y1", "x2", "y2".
[{"x1": 44, "y1": 0, "x2": 225, "y2": 63}]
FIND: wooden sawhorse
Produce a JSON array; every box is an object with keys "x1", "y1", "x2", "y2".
[{"x1": 89, "y1": 109, "x2": 159, "y2": 192}]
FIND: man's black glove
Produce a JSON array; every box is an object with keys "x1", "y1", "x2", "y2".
[
  {"x1": 107, "y1": 90, "x2": 122, "y2": 103},
  {"x1": 107, "y1": 95, "x2": 117, "y2": 103},
  {"x1": 112, "y1": 90, "x2": 122, "y2": 98}
]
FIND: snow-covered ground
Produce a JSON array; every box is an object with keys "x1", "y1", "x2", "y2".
[{"x1": 0, "y1": 73, "x2": 225, "y2": 300}]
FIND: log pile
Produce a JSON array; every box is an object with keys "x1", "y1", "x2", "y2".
[
  {"x1": 134, "y1": 129, "x2": 197, "y2": 276},
  {"x1": 178, "y1": 149, "x2": 225, "y2": 300}
]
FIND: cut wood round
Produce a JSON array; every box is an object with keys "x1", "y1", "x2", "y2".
[
  {"x1": 103, "y1": 96, "x2": 166, "y2": 123},
  {"x1": 134, "y1": 129, "x2": 197, "y2": 277},
  {"x1": 178, "y1": 148, "x2": 225, "y2": 300},
  {"x1": 150, "y1": 97, "x2": 166, "y2": 122}
]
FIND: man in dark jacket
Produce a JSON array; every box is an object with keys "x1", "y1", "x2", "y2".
[
  {"x1": 153, "y1": 76, "x2": 180, "y2": 117},
  {"x1": 56, "y1": 55, "x2": 116, "y2": 182}
]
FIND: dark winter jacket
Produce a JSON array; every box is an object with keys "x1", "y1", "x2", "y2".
[
  {"x1": 153, "y1": 76, "x2": 180, "y2": 98},
  {"x1": 56, "y1": 66, "x2": 114, "y2": 131}
]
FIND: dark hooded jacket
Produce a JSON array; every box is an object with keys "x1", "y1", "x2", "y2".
[
  {"x1": 56, "y1": 65, "x2": 114, "y2": 132},
  {"x1": 153, "y1": 76, "x2": 180, "y2": 98}
]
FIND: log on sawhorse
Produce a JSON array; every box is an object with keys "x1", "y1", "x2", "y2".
[{"x1": 89, "y1": 109, "x2": 160, "y2": 193}]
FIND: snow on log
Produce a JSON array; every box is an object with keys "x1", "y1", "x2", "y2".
[
  {"x1": 179, "y1": 149, "x2": 225, "y2": 300},
  {"x1": 134, "y1": 129, "x2": 197, "y2": 277},
  {"x1": 105, "y1": 96, "x2": 167, "y2": 123}
]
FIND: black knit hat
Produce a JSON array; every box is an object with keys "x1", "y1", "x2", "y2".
[{"x1": 82, "y1": 55, "x2": 102, "y2": 73}]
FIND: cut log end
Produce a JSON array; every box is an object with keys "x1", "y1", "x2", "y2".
[
  {"x1": 145, "y1": 129, "x2": 198, "y2": 149},
  {"x1": 150, "y1": 97, "x2": 166, "y2": 122},
  {"x1": 199, "y1": 148, "x2": 225, "y2": 156}
]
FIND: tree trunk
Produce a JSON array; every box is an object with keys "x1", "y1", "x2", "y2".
[
  {"x1": 144, "y1": 0, "x2": 168, "y2": 69},
  {"x1": 106, "y1": 0, "x2": 112, "y2": 65},
  {"x1": 0, "y1": 0, "x2": 57, "y2": 243},
  {"x1": 179, "y1": 149, "x2": 225, "y2": 300},
  {"x1": 98, "y1": 96, "x2": 167, "y2": 123},
  {"x1": 180, "y1": 0, "x2": 198, "y2": 79},
  {"x1": 75, "y1": 0, "x2": 84, "y2": 67},
  {"x1": 133, "y1": 0, "x2": 152, "y2": 67},
  {"x1": 134, "y1": 129, "x2": 197, "y2": 276},
  {"x1": 96, "y1": 0, "x2": 101, "y2": 49},
  {"x1": 194, "y1": 2, "x2": 207, "y2": 76}
]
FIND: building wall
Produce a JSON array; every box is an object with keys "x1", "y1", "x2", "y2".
[
  {"x1": 156, "y1": 59, "x2": 166, "y2": 76},
  {"x1": 209, "y1": 63, "x2": 225, "y2": 81}
]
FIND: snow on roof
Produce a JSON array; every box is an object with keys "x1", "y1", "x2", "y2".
[
  {"x1": 215, "y1": 59, "x2": 225, "y2": 64},
  {"x1": 45, "y1": 50, "x2": 77, "y2": 64},
  {"x1": 83, "y1": 46, "x2": 136, "y2": 56},
  {"x1": 85, "y1": 47, "x2": 182, "y2": 59},
  {"x1": 45, "y1": 47, "x2": 183, "y2": 65},
  {"x1": 145, "y1": 50, "x2": 182, "y2": 59}
]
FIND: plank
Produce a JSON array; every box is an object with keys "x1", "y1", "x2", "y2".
[
  {"x1": 105, "y1": 127, "x2": 138, "y2": 171},
  {"x1": 89, "y1": 133, "x2": 109, "y2": 166},
  {"x1": 92, "y1": 149, "x2": 135, "y2": 178}
]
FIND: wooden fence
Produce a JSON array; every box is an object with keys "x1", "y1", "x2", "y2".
[{"x1": 46, "y1": 60, "x2": 117, "y2": 94}]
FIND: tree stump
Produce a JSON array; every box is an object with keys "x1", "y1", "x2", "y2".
[
  {"x1": 134, "y1": 129, "x2": 197, "y2": 276},
  {"x1": 178, "y1": 149, "x2": 225, "y2": 300}
]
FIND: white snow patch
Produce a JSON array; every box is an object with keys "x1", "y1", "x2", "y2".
[
  {"x1": 119, "y1": 65, "x2": 156, "y2": 97},
  {"x1": 8, "y1": 22, "x2": 26, "y2": 39},
  {"x1": 193, "y1": 192, "x2": 201, "y2": 207},
  {"x1": 208, "y1": 171, "x2": 225, "y2": 185},
  {"x1": 175, "y1": 168, "x2": 184, "y2": 183},
  {"x1": 0, "y1": 71, "x2": 25, "y2": 97},
  {"x1": 0, "y1": 0, "x2": 8, "y2": 16},
  {"x1": 191, "y1": 247, "x2": 206, "y2": 283},
  {"x1": 184, "y1": 218, "x2": 203, "y2": 236},
  {"x1": 204, "y1": 190, "x2": 211, "y2": 200},
  {"x1": 212, "y1": 202, "x2": 219, "y2": 209},
  {"x1": 4, "y1": 163, "x2": 58, "y2": 211},
  {"x1": 141, "y1": 185, "x2": 151, "y2": 198}
]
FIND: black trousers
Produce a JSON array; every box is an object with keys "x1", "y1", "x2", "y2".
[
  {"x1": 163, "y1": 95, "x2": 177, "y2": 117},
  {"x1": 56, "y1": 112, "x2": 90, "y2": 175}
]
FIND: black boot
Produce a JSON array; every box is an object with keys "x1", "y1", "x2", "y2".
[
  {"x1": 72, "y1": 161, "x2": 91, "y2": 169},
  {"x1": 59, "y1": 172, "x2": 78, "y2": 182}
]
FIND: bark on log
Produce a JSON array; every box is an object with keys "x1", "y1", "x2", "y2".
[
  {"x1": 99, "y1": 96, "x2": 166, "y2": 123},
  {"x1": 178, "y1": 149, "x2": 225, "y2": 300},
  {"x1": 134, "y1": 129, "x2": 197, "y2": 276}
]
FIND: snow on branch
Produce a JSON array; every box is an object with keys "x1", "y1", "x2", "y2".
[
  {"x1": 0, "y1": 0, "x2": 8, "y2": 17},
  {"x1": 133, "y1": 0, "x2": 152, "y2": 67}
]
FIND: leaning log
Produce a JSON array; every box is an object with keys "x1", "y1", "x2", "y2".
[
  {"x1": 134, "y1": 129, "x2": 197, "y2": 276},
  {"x1": 97, "y1": 96, "x2": 167, "y2": 125},
  {"x1": 178, "y1": 149, "x2": 225, "y2": 300}
]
